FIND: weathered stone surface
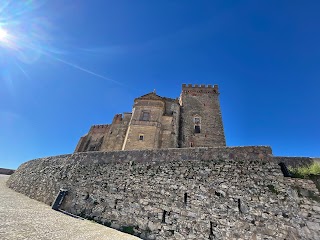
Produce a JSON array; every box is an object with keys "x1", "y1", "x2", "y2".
[
  {"x1": 306, "y1": 221, "x2": 320, "y2": 231},
  {"x1": 0, "y1": 175, "x2": 139, "y2": 240},
  {"x1": 313, "y1": 206, "x2": 320, "y2": 212},
  {"x1": 7, "y1": 146, "x2": 320, "y2": 239}
]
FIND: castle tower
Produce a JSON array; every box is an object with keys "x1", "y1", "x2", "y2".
[
  {"x1": 122, "y1": 92, "x2": 166, "y2": 150},
  {"x1": 179, "y1": 84, "x2": 226, "y2": 148}
]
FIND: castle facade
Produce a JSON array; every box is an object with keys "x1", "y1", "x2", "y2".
[{"x1": 74, "y1": 84, "x2": 226, "y2": 152}]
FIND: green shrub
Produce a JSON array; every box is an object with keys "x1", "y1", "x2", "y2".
[{"x1": 289, "y1": 162, "x2": 320, "y2": 178}]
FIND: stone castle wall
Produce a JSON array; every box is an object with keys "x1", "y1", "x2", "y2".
[
  {"x1": 160, "y1": 101, "x2": 180, "y2": 148},
  {"x1": 75, "y1": 124, "x2": 110, "y2": 152},
  {"x1": 7, "y1": 147, "x2": 320, "y2": 239},
  {"x1": 101, "y1": 114, "x2": 130, "y2": 151}
]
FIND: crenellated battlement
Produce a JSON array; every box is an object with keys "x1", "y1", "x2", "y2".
[
  {"x1": 89, "y1": 125, "x2": 108, "y2": 133},
  {"x1": 89, "y1": 124, "x2": 110, "y2": 135},
  {"x1": 182, "y1": 83, "x2": 219, "y2": 93},
  {"x1": 91, "y1": 124, "x2": 109, "y2": 129}
]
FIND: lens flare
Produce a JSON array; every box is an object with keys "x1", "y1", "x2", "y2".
[
  {"x1": 0, "y1": 27, "x2": 8, "y2": 42},
  {"x1": 0, "y1": 0, "x2": 122, "y2": 85}
]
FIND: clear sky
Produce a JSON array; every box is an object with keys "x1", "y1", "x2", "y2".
[{"x1": 0, "y1": 0, "x2": 319, "y2": 169}]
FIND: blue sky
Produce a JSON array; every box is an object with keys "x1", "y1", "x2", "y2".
[{"x1": 0, "y1": 0, "x2": 319, "y2": 169}]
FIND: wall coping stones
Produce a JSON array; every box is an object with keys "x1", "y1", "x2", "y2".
[{"x1": 23, "y1": 146, "x2": 272, "y2": 166}]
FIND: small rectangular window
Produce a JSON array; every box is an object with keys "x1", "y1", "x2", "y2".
[
  {"x1": 140, "y1": 111, "x2": 150, "y2": 121},
  {"x1": 195, "y1": 125, "x2": 201, "y2": 133},
  {"x1": 139, "y1": 135, "x2": 144, "y2": 141}
]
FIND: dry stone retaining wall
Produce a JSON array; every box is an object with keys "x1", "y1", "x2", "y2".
[{"x1": 7, "y1": 147, "x2": 320, "y2": 239}]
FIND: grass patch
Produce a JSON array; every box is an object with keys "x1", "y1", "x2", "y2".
[
  {"x1": 289, "y1": 162, "x2": 320, "y2": 178},
  {"x1": 290, "y1": 162, "x2": 320, "y2": 196}
]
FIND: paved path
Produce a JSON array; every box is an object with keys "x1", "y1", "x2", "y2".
[{"x1": 0, "y1": 175, "x2": 140, "y2": 240}]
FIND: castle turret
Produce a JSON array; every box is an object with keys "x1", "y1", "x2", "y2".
[{"x1": 179, "y1": 84, "x2": 226, "y2": 148}]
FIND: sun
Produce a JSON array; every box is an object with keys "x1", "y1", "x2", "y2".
[{"x1": 0, "y1": 27, "x2": 9, "y2": 42}]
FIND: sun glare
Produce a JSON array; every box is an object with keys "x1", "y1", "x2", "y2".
[{"x1": 0, "y1": 27, "x2": 9, "y2": 42}]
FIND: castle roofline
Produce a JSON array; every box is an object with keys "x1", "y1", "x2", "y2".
[
  {"x1": 135, "y1": 92, "x2": 178, "y2": 103},
  {"x1": 135, "y1": 92, "x2": 165, "y2": 101}
]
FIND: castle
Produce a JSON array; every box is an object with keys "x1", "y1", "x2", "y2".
[
  {"x1": 75, "y1": 84, "x2": 226, "y2": 152},
  {"x1": 8, "y1": 83, "x2": 320, "y2": 239}
]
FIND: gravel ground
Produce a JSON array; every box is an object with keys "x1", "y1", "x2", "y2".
[{"x1": 0, "y1": 174, "x2": 140, "y2": 240}]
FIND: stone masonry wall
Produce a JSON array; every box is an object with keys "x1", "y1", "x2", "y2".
[
  {"x1": 101, "y1": 115, "x2": 130, "y2": 151},
  {"x1": 7, "y1": 147, "x2": 320, "y2": 240},
  {"x1": 161, "y1": 101, "x2": 180, "y2": 148},
  {"x1": 125, "y1": 125, "x2": 161, "y2": 150}
]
